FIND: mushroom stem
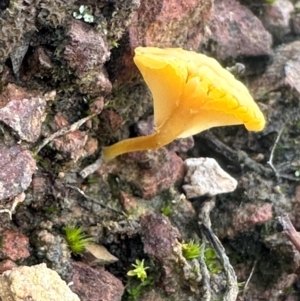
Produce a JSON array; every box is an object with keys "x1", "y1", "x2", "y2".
[{"x1": 102, "y1": 131, "x2": 172, "y2": 162}]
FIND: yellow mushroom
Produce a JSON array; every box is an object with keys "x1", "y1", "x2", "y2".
[{"x1": 103, "y1": 47, "x2": 265, "y2": 162}]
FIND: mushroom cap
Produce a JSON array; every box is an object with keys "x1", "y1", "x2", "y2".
[{"x1": 134, "y1": 47, "x2": 266, "y2": 134}]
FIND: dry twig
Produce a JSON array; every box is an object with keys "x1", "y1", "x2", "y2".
[
  {"x1": 242, "y1": 260, "x2": 257, "y2": 300},
  {"x1": 196, "y1": 198, "x2": 238, "y2": 301},
  {"x1": 66, "y1": 184, "x2": 126, "y2": 217},
  {"x1": 277, "y1": 214, "x2": 300, "y2": 253},
  {"x1": 79, "y1": 156, "x2": 103, "y2": 178},
  {"x1": 267, "y1": 126, "x2": 284, "y2": 178},
  {"x1": 0, "y1": 192, "x2": 26, "y2": 220},
  {"x1": 35, "y1": 113, "x2": 97, "y2": 155}
]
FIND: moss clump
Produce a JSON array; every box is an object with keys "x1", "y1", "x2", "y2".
[
  {"x1": 182, "y1": 241, "x2": 201, "y2": 260},
  {"x1": 63, "y1": 225, "x2": 92, "y2": 255}
]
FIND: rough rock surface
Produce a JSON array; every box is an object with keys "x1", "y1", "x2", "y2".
[
  {"x1": 0, "y1": 145, "x2": 36, "y2": 201},
  {"x1": 290, "y1": 185, "x2": 300, "y2": 229},
  {"x1": 229, "y1": 203, "x2": 273, "y2": 237},
  {"x1": 0, "y1": 260, "x2": 17, "y2": 274},
  {"x1": 245, "y1": 273, "x2": 299, "y2": 301},
  {"x1": 0, "y1": 84, "x2": 52, "y2": 142},
  {"x1": 0, "y1": 230, "x2": 30, "y2": 261},
  {"x1": 141, "y1": 213, "x2": 181, "y2": 260},
  {"x1": 140, "y1": 213, "x2": 181, "y2": 294},
  {"x1": 292, "y1": 3, "x2": 300, "y2": 35},
  {"x1": 64, "y1": 20, "x2": 112, "y2": 95},
  {"x1": 27, "y1": 46, "x2": 53, "y2": 78},
  {"x1": 113, "y1": 0, "x2": 213, "y2": 83},
  {"x1": 0, "y1": 0, "x2": 77, "y2": 71},
  {"x1": 72, "y1": 261, "x2": 124, "y2": 301},
  {"x1": 284, "y1": 56, "x2": 300, "y2": 95},
  {"x1": 183, "y1": 158, "x2": 238, "y2": 198},
  {"x1": 53, "y1": 131, "x2": 88, "y2": 160},
  {"x1": 262, "y1": 0, "x2": 294, "y2": 42},
  {"x1": 208, "y1": 0, "x2": 272, "y2": 60},
  {"x1": 32, "y1": 229, "x2": 72, "y2": 280},
  {"x1": 65, "y1": 20, "x2": 110, "y2": 76},
  {"x1": 107, "y1": 148, "x2": 185, "y2": 199},
  {"x1": 0, "y1": 263, "x2": 80, "y2": 301},
  {"x1": 249, "y1": 40, "x2": 300, "y2": 99},
  {"x1": 129, "y1": 0, "x2": 212, "y2": 49},
  {"x1": 140, "y1": 213, "x2": 202, "y2": 297},
  {"x1": 138, "y1": 290, "x2": 165, "y2": 301}
]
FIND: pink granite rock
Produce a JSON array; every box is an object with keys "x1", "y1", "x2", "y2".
[
  {"x1": 208, "y1": 0, "x2": 272, "y2": 60},
  {"x1": 249, "y1": 41, "x2": 300, "y2": 99},
  {"x1": 141, "y1": 213, "x2": 181, "y2": 260},
  {"x1": 0, "y1": 260, "x2": 17, "y2": 273},
  {"x1": 72, "y1": 262, "x2": 124, "y2": 301},
  {"x1": 0, "y1": 230, "x2": 30, "y2": 261},
  {"x1": 65, "y1": 20, "x2": 110, "y2": 76},
  {"x1": 129, "y1": 0, "x2": 212, "y2": 49},
  {"x1": 114, "y1": 0, "x2": 212, "y2": 83},
  {"x1": 0, "y1": 83, "x2": 53, "y2": 142},
  {"x1": 111, "y1": 148, "x2": 185, "y2": 199},
  {"x1": 0, "y1": 145, "x2": 36, "y2": 200},
  {"x1": 140, "y1": 213, "x2": 181, "y2": 294},
  {"x1": 53, "y1": 131, "x2": 88, "y2": 161},
  {"x1": 262, "y1": 0, "x2": 294, "y2": 42},
  {"x1": 64, "y1": 20, "x2": 112, "y2": 95},
  {"x1": 232, "y1": 203, "x2": 273, "y2": 232}
]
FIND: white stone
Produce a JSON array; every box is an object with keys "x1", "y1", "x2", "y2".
[{"x1": 183, "y1": 158, "x2": 237, "y2": 198}]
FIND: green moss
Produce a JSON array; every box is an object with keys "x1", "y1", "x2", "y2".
[
  {"x1": 182, "y1": 241, "x2": 201, "y2": 260},
  {"x1": 182, "y1": 242, "x2": 222, "y2": 274},
  {"x1": 160, "y1": 204, "x2": 172, "y2": 216},
  {"x1": 63, "y1": 225, "x2": 92, "y2": 255},
  {"x1": 204, "y1": 248, "x2": 222, "y2": 274},
  {"x1": 126, "y1": 277, "x2": 153, "y2": 301}
]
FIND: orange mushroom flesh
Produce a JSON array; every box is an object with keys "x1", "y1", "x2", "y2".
[{"x1": 103, "y1": 47, "x2": 265, "y2": 162}]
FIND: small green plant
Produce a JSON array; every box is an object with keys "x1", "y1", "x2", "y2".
[
  {"x1": 127, "y1": 259, "x2": 149, "y2": 282},
  {"x1": 73, "y1": 5, "x2": 94, "y2": 23},
  {"x1": 44, "y1": 205, "x2": 60, "y2": 214},
  {"x1": 110, "y1": 40, "x2": 119, "y2": 48},
  {"x1": 204, "y1": 248, "x2": 222, "y2": 274},
  {"x1": 237, "y1": 281, "x2": 246, "y2": 293},
  {"x1": 182, "y1": 241, "x2": 222, "y2": 274},
  {"x1": 161, "y1": 204, "x2": 172, "y2": 216},
  {"x1": 126, "y1": 277, "x2": 152, "y2": 301},
  {"x1": 63, "y1": 225, "x2": 92, "y2": 255},
  {"x1": 182, "y1": 240, "x2": 201, "y2": 260}
]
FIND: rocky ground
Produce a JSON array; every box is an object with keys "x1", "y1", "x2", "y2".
[{"x1": 0, "y1": 0, "x2": 300, "y2": 300}]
